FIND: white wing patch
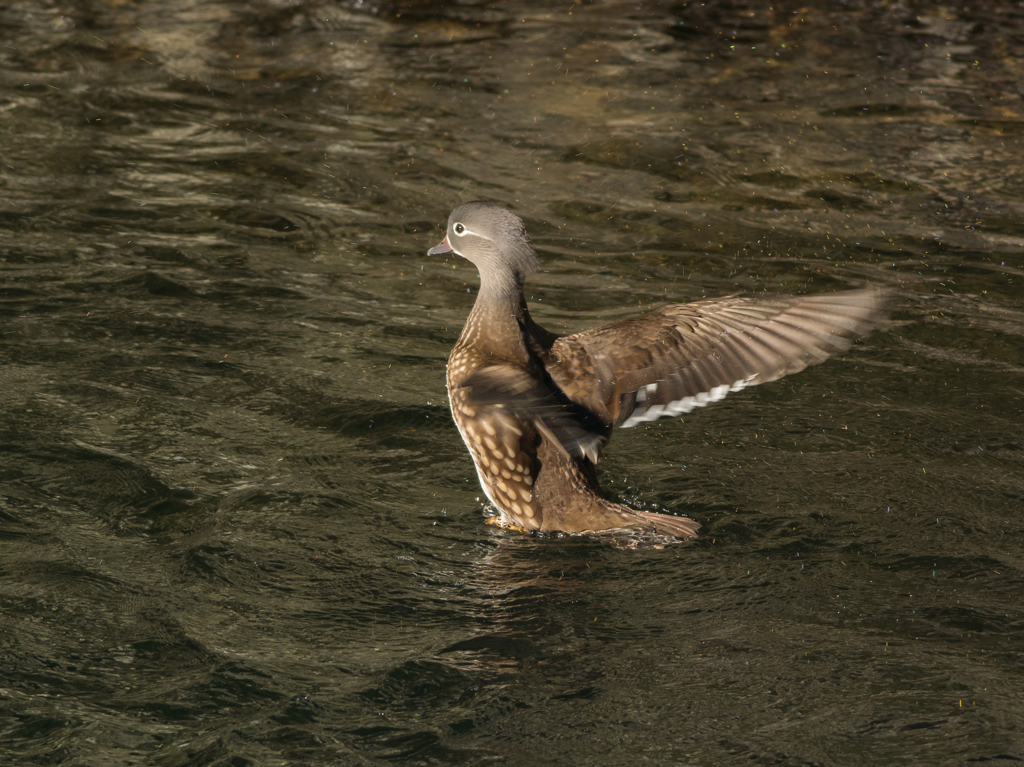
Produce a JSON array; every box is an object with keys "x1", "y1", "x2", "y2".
[{"x1": 620, "y1": 375, "x2": 756, "y2": 428}]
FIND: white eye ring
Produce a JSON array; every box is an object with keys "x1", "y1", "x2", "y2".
[{"x1": 453, "y1": 222, "x2": 466, "y2": 235}]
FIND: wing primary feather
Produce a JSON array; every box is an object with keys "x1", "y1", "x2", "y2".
[{"x1": 547, "y1": 289, "x2": 891, "y2": 430}]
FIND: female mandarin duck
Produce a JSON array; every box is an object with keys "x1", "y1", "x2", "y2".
[{"x1": 428, "y1": 202, "x2": 889, "y2": 540}]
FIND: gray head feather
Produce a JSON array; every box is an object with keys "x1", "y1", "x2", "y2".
[{"x1": 445, "y1": 201, "x2": 541, "y2": 285}]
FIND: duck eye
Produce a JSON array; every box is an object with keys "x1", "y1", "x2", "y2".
[{"x1": 453, "y1": 223, "x2": 465, "y2": 235}]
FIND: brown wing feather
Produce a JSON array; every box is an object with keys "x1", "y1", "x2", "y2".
[
  {"x1": 460, "y1": 365, "x2": 610, "y2": 463},
  {"x1": 545, "y1": 289, "x2": 892, "y2": 428}
]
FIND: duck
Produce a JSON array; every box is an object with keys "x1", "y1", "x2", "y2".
[{"x1": 427, "y1": 201, "x2": 890, "y2": 540}]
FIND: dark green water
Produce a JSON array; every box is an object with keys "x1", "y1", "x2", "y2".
[{"x1": 2, "y1": 1, "x2": 1023, "y2": 765}]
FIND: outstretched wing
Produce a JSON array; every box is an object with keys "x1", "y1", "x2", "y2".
[{"x1": 544, "y1": 289, "x2": 892, "y2": 428}]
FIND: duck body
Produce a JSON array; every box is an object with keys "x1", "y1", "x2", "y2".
[{"x1": 428, "y1": 202, "x2": 889, "y2": 540}]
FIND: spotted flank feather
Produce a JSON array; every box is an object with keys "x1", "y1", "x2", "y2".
[{"x1": 448, "y1": 384, "x2": 541, "y2": 530}]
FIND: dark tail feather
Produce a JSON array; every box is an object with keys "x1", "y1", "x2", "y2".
[{"x1": 637, "y1": 510, "x2": 700, "y2": 539}]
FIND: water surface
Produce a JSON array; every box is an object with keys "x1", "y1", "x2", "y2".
[{"x1": 2, "y1": 1, "x2": 1023, "y2": 765}]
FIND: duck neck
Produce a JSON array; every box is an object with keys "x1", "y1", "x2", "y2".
[
  {"x1": 460, "y1": 272, "x2": 530, "y2": 360},
  {"x1": 478, "y1": 269, "x2": 526, "y2": 319}
]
